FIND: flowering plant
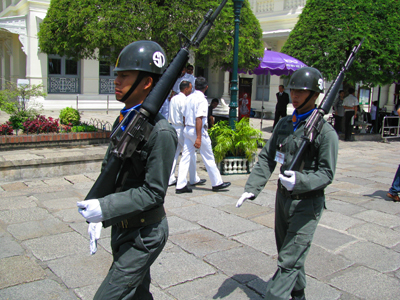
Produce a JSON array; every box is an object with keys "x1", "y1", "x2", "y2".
[
  {"x1": 0, "y1": 121, "x2": 13, "y2": 135},
  {"x1": 23, "y1": 115, "x2": 60, "y2": 134}
]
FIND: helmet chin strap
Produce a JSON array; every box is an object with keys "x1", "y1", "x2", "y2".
[
  {"x1": 119, "y1": 72, "x2": 147, "y2": 103},
  {"x1": 296, "y1": 91, "x2": 315, "y2": 111}
]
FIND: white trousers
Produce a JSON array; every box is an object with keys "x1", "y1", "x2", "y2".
[
  {"x1": 176, "y1": 126, "x2": 223, "y2": 189},
  {"x1": 169, "y1": 124, "x2": 199, "y2": 185}
]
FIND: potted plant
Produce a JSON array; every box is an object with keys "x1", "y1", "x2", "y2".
[{"x1": 209, "y1": 117, "x2": 265, "y2": 174}]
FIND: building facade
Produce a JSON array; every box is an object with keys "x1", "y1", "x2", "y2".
[{"x1": 0, "y1": 0, "x2": 397, "y2": 114}]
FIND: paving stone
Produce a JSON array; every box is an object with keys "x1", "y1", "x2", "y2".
[
  {"x1": 0, "y1": 236, "x2": 25, "y2": 259},
  {"x1": 169, "y1": 228, "x2": 240, "y2": 258},
  {"x1": 0, "y1": 195, "x2": 37, "y2": 211},
  {"x1": 168, "y1": 203, "x2": 226, "y2": 222},
  {"x1": 64, "y1": 174, "x2": 93, "y2": 184},
  {"x1": 219, "y1": 201, "x2": 271, "y2": 218},
  {"x1": 0, "y1": 256, "x2": 46, "y2": 289},
  {"x1": 167, "y1": 215, "x2": 201, "y2": 235},
  {"x1": 32, "y1": 190, "x2": 82, "y2": 201},
  {"x1": 152, "y1": 243, "x2": 216, "y2": 289},
  {"x1": 7, "y1": 216, "x2": 72, "y2": 241},
  {"x1": 23, "y1": 179, "x2": 48, "y2": 187},
  {"x1": 47, "y1": 249, "x2": 112, "y2": 289},
  {"x1": 0, "y1": 279, "x2": 77, "y2": 300},
  {"x1": 305, "y1": 245, "x2": 353, "y2": 279},
  {"x1": 335, "y1": 176, "x2": 377, "y2": 186},
  {"x1": 360, "y1": 198, "x2": 400, "y2": 214},
  {"x1": 23, "y1": 231, "x2": 88, "y2": 261},
  {"x1": 0, "y1": 207, "x2": 51, "y2": 224},
  {"x1": 55, "y1": 208, "x2": 86, "y2": 223},
  {"x1": 204, "y1": 246, "x2": 277, "y2": 284},
  {"x1": 74, "y1": 284, "x2": 101, "y2": 300},
  {"x1": 189, "y1": 193, "x2": 238, "y2": 208},
  {"x1": 164, "y1": 195, "x2": 195, "y2": 210},
  {"x1": 303, "y1": 275, "x2": 342, "y2": 300},
  {"x1": 339, "y1": 241, "x2": 400, "y2": 272},
  {"x1": 352, "y1": 209, "x2": 400, "y2": 228},
  {"x1": 327, "y1": 190, "x2": 370, "y2": 204},
  {"x1": 319, "y1": 211, "x2": 365, "y2": 231},
  {"x1": 313, "y1": 226, "x2": 357, "y2": 251},
  {"x1": 198, "y1": 213, "x2": 264, "y2": 237},
  {"x1": 329, "y1": 182, "x2": 375, "y2": 195},
  {"x1": 347, "y1": 223, "x2": 400, "y2": 248},
  {"x1": 327, "y1": 266, "x2": 400, "y2": 299},
  {"x1": 250, "y1": 212, "x2": 275, "y2": 228},
  {"x1": 41, "y1": 196, "x2": 81, "y2": 211},
  {"x1": 232, "y1": 227, "x2": 278, "y2": 256},
  {"x1": 166, "y1": 273, "x2": 264, "y2": 300},
  {"x1": 325, "y1": 199, "x2": 367, "y2": 216},
  {"x1": 149, "y1": 285, "x2": 176, "y2": 300},
  {"x1": 0, "y1": 181, "x2": 28, "y2": 191},
  {"x1": 43, "y1": 177, "x2": 74, "y2": 186}
]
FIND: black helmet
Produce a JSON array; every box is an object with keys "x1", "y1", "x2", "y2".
[
  {"x1": 114, "y1": 40, "x2": 167, "y2": 75},
  {"x1": 288, "y1": 67, "x2": 324, "y2": 93}
]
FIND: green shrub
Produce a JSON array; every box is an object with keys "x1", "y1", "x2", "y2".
[
  {"x1": 71, "y1": 124, "x2": 97, "y2": 132},
  {"x1": 59, "y1": 107, "x2": 80, "y2": 126},
  {"x1": 8, "y1": 110, "x2": 37, "y2": 130}
]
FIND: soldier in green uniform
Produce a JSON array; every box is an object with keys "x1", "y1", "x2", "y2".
[
  {"x1": 77, "y1": 41, "x2": 178, "y2": 299},
  {"x1": 236, "y1": 67, "x2": 338, "y2": 300}
]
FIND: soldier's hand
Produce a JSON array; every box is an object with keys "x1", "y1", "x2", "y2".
[
  {"x1": 236, "y1": 192, "x2": 255, "y2": 208},
  {"x1": 77, "y1": 199, "x2": 103, "y2": 223},
  {"x1": 279, "y1": 170, "x2": 296, "y2": 191},
  {"x1": 88, "y1": 222, "x2": 102, "y2": 255},
  {"x1": 194, "y1": 138, "x2": 201, "y2": 149}
]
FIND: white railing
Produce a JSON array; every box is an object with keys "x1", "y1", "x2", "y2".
[
  {"x1": 284, "y1": 0, "x2": 306, "y2": 9},
  {"x1": 381, "y1": 116, "x2": 400, "y2": 140},
  {"x1": 255, "y1": 0, "x2": 274, "y2": 13}
]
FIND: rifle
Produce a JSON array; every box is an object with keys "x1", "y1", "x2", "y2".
[
  {"x1": 85, "y1": 0, "x2": 228, "y2": 200},
  {"x1": 287, "y1": 38, "x2": 364, "y2": 171}
]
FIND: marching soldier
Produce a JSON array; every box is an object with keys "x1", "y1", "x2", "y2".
[
  {"x1": 77, "y1": 41, "x2": 178, "y2": 299},
  {"x1": 236, "y1": 67, "x2": 338, "y2": 300}
]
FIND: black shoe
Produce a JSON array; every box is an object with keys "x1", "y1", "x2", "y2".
[
  {"x1": 212, "y1": 182, "x2": 231, "y2": 191},
  {"x1": 176, "y1": 185, "x2": 192, "y2": 194},
  {"x1": 191, "y1": 179, "x2": 206, "y2": 186}
]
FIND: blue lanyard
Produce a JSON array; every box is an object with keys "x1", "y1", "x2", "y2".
[
  {"x1": 292, "y1": 108, "x2": 315, "y2": 131},
  {"x1": 120, "y1": 104, "x2": 141, "y2": 131}
]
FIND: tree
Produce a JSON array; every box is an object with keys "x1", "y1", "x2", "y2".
[
  {"x1": 281, "y1": 0, "x2": 400, "y2": 87},
  {"x1": 38, "y1": 0, "x2": 264, "y2": 72},
  {"x1": 0, "y1": 82, "x2": 46, "y2": 115}
]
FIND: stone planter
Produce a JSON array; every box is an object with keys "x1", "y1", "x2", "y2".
[{"x1": 219, "y1": 156, "x2": 255, "y2": 175}]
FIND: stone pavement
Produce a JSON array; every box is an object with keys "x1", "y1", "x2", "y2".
[{"x1": 1, "y1": 113, "x2": 400, "y2": 299}]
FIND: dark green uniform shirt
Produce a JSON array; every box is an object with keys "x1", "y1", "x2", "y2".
[
  {"x1": 245, "y1": 115, "x2": 338, "y2": 197},
  {"x1": 98, "y1": 114, "x2": 178, "y2": 228}
]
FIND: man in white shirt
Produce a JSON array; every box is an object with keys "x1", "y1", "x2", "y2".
[
  {"x1": 343, "y1": 87, "x2": 358, "y2": 141},
  {"x1": 168, "y1": 80, "x2": 205, "y2": 186},
  {"x1": 175, "y1": 77, "x2": 231, "y2": 194}
]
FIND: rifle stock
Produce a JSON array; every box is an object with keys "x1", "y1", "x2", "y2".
[
  {"x1": 85, "y1": 0, "x2": 228, "y2": 200},
  {"x1": 287, "y1": 38, "x2": 364, "y2": 172}
]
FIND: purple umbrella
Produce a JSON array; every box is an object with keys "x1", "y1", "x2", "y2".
[{"x1": 252, "y1": 50, "x2": 307, "y2": 76}]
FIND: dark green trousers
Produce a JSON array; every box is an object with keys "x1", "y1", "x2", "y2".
[
  {"x1": 265, "y1": 190, "x2": 324, "y2": 300},
  {"x1": 94, "y1": 218, "x2": 168, "y2": 300}
]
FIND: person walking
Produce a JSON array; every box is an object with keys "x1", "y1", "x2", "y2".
[
  {"x1": 175, "y1": 76, "x2": 231, "y2": 194},
  {"x1": 332, "y1": 90, "x2": 345, "y2": 133},
  {"x1": 76, "y1": 40, "x2": 178, "y2": 300},
  {"x1": 343, "y1": 87, "x2": 358, "y2": 141},
  {"x1": 168, "y1": 80, "x2": 205, "y2": 186},
  {"x1": 387, "y1": 164, "x2": 400, "y2": 202},
  {"x1": 236, "y1": 67, "x2": 338, "y2": 300},
  {"x1": 273, "y1": 85, "x2": 290, "y2": 130}
]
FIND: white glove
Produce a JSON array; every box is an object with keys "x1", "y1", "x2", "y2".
[
  {"x1": 279, "y1": 170, "x2": 296, "y2": 191},
  {"x1": 77, "y1": 199, "x2": 103, "y2": 223},
  {"x1": 88, "y1": 222, "x2": 102, "y2": 255},
  {"x1": 236, "y1": 192, "x2": 255, "y2": 208}
]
